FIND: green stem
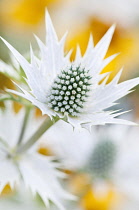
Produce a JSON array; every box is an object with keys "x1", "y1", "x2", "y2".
[
  {"x1": 16, "y1": 116, "x2": 59, "y2": 154},
  {"x1": 17, "y1": 106, "x2": 31, "y2": 145}
]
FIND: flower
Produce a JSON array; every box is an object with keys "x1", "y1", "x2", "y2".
[
  {"x1": 40, "y1": 120, "x2": 139, "y2": 208},
  {"x1": 0, "y1": 102, "x2": 74, "y2": 209},
  {"x1": 1, "y1": 11, "x2": 139, "y2": 129},
  {"x1": 82, "y1": 125, "x2": 139, "y2": 208}
]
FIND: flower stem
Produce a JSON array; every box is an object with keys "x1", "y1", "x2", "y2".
[
  {"x1": 17, "y1": 106, "x2": 31, "y2": 145},
  {"x1": 16, "y1": 116, "x2": 59, "y2": 154}
]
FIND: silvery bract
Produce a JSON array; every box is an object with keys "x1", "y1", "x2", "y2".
[{"x1": 1, "y1": 11, "x2": 139, "y2": 129}]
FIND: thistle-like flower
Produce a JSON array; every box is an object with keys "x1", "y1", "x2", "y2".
[
  {"x1": 85, "y1": 125, "x2": 139, "y2": 202},
  {"x1": 41, "y1": 120, "x2": 139, "y2": 203},
  {"x1": 1, "y1": 11, "x2": 139, "y2": 129},
  {"x1": 0, "y1": 103, "x2": 74, "y2": 210}
]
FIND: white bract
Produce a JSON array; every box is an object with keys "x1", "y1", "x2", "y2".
[
  {"x1": 0, "y1": 103, "x2": 74, "y2": 210},
  {"x1": 1, "y1": 11, "x2": 139, "y2": 129}
]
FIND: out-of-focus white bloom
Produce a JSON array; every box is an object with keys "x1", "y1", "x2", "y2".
[
  {"x1": 85, "y1": 125, "x2": 139, "y2": 202},
  {"x1": 0, "y1": 103, "x2": 74, "y2": 210},
  {"x1": 1, "y1": 11, "x2": 139, "y2": 129},
  {"x1": 40, "y1": 120, "x2": 139, "y2": 203}
]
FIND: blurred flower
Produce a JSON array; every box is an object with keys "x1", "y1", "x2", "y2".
[
  {"x1": 88, "y1": 126, "x2": 139, "y2": 208},
  {"x1": 39, "y1": 120, "x2": 116, "y2": 210},
  {"x1": 2, "y1": 12, "x2": 139, "y2": 129},
  {"x1": 89, "y1": 126, "x2": 139, "y2": 187},
  {"x1": 40, "y1": 120, "x2": 139, "y2": 209},
  {"x1": 86, "y1": 126, "x2": 139, "y2": 203},
  {"x1": 0, "y1": 102, "x2": 74, "y2": 209},
  {"x1": 83, "y1": 125, "x2": 139, "y2": 209}
]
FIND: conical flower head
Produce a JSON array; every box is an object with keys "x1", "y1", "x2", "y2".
[
  {"x1": 47, "y1": 65, "x2": 92, "y2": 116},
  {"x1": 87, "y1": 139, "x2": 117, "y2": 179},
  {"x1": 1, "y1": 11, "x2": 139, "y2": 129}
]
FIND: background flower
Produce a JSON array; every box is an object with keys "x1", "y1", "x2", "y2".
[
  {"x1": 0, "y1": 102, "x2": 74, "y2": 209},
  {"x1": 39, "y1": 120, "x2": 139, "y2": 209}
]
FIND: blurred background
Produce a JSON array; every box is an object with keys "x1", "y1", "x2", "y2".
[{"x1": 1, "y1": 0, "x2": 139, "y2": 209}]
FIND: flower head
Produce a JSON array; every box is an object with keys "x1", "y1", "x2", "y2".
[
  {"x1": 0, "y1": 102, "x2": 74, "y2": 209},
  {"x1": 86, "y1": 125, "x2": 139, "y2": 201},
  {"x1": 87, "y1": 139, "x2": 117, "y2": 179},
  {"x1": 1, "y1": 11, "x2": 139, "y2": 129},
  {"x1": 41, "y1": 120, "x2": 139, "y2": 203}
]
